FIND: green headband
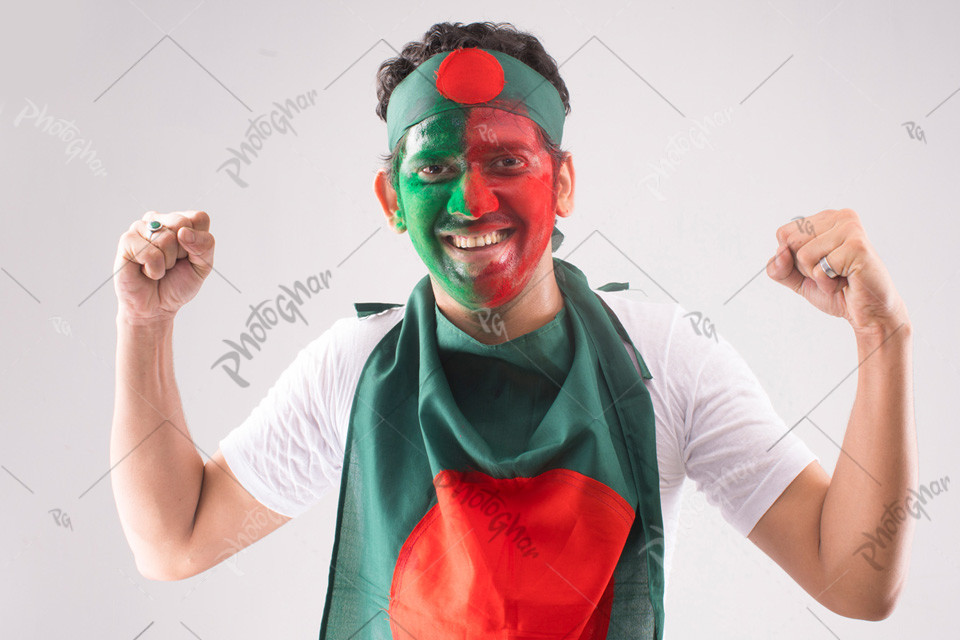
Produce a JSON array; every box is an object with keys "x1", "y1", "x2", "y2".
[{"x1": 385, "y1": 48, "x2": 566, "y2": 152}]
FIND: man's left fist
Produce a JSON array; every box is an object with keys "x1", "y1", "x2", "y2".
[{"x1": 766, "y1": 208, "x2": 910, "y2": 339}]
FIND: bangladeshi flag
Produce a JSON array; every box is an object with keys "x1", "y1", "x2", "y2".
[{"x1": 318, "y1": 258, "x2": 665, "y2": 639}]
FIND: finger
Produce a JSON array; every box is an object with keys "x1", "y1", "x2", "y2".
[
  {"x1": 817, "y1": 246, "x2": 847, "y2": 295},
  {"x1": 120, "y1": 224, "x2": 168, "y2": 280},
  {"x1": 139, "y1": 218, "x2": 183, "y2": 270},
  {"x1": 774, "y1": 210, "x2": 840, "y2": 262},
  {"x1": 766, "y1": 241, "x2": 804, "y2": 294},
  {"x1": 184, "y1": 210, "x2": 210, "y2": 233},
  {"x1": 140, "y1": 211, "x2": 205, "y2": 267},
  {"x1": 165, "y1": 210, "x2": 210, "y2": 259},
  {"x1": 794, "y1": 223, "x2": 846, "y2": 288},
  {"x1": 176, "y1": 226, "x2": 215, "y2": 278}
]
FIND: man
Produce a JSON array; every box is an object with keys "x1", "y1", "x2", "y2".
[{"x1": 111, "y1": 21, "x2": 916, "y2": 640}]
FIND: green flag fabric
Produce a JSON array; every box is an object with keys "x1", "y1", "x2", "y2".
[{"x1": 318, "y1": 257, "x2": 665, "y2": 639}]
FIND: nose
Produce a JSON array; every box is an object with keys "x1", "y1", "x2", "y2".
[{"x1": 448, "y1": 167, "x2": 498, "y2": 219}]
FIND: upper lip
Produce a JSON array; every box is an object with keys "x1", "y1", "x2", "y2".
[{"x1": 441, "y1": 225, "x2": 513, "y2": 238}]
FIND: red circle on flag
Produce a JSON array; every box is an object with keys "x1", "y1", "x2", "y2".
[
  {"x1": 435, "y1": 48, "x2": 505, "y2": 104},
  {"x1": 388, "y1": 468, "x2": 634, "y2": 637}
]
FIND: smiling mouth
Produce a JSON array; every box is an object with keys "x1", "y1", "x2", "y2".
[{"x1": 443, "y1": 228, "x2": 515, "y2": 250}]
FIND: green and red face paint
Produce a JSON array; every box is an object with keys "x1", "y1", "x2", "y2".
[{"x1": 386, "y1": 48, "x2": 567, "y2": 309}]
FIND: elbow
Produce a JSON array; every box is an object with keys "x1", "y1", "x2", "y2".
[
  {"x1": 859, "y1": 589, "x2": 903, "y2": 621},
  {"x1": 821, "y1": 581, "x2": 905, "y2": 621},
  {"x1": 134, "y1": 554, "x2": 189, "y2": 582},
  {"x1": 844, "y1": 597, "x2": 900, "y2": 622}
]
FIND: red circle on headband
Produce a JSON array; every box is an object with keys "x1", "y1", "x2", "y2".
[{"x1": 435, "y1": 48, "x2": 505, "y2": 104}]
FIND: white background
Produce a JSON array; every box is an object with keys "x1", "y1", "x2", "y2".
[{"x1": 1, "y1": 1, "x2": 957, "y2": 638}]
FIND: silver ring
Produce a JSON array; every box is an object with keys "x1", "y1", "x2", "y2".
[
  {"x1": 819, "y1": 255, "x2": 839, "y2": 278},
  {"x1": 146, "y1": 220, "x2": 163, "y2": 239}
]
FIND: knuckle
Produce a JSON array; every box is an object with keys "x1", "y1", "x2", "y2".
[
  {"x1": 124, "y1": 227, "x2": 145, "y2": 243},
  {"x1": 846, "y1": 235, "x2": 866, "y2": 253},
  {"x1": 145, "y1": 241, "x2": 164, "y2": 258}
]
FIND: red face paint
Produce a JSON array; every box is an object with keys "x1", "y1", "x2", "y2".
[{"x1": 396, "y1": 107, "x2": 559, "y2": 310}]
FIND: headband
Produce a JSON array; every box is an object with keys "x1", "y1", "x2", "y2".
[{"x1": 385, "y1": 48, "x2": 566, "y2": 151}]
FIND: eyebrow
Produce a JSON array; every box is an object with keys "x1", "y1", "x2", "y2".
[
  {"x1": 409, "y1": 141, "x2": 538, "y2": 161},
  {"x1": 487, "y1": 141, "x2": 538, "y2": 153}
]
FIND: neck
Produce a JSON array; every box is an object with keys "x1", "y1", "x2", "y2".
[{"x1": 432, "y1": 251, "x2": 562, "y2": 345}]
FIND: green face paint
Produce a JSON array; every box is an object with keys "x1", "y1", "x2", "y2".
[{"x1": 395, "y1": 106, "x2": 559, "y2": 310}]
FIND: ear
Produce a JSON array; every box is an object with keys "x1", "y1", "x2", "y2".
[
  {"x1": 555, "y1": 152, "x2": 575, "y2": 219},
  {"x1": 374, "y1": 169, "x2": 406, "y2": 233}
]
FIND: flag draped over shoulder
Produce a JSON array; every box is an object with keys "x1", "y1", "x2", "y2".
[{"x1": 318, "y1": 258, "x2": 665, "y2": 639}]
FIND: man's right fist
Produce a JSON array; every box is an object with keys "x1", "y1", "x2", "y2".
[{"x1": 113, "y1": 210, "x2": 215, "y2": 325}]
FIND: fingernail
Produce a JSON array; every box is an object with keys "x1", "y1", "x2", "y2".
[{"x1": 181, "y1": 228, "x2": 196, "y2": 243}]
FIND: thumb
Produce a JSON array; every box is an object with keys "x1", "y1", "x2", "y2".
[
  {"x1": 766, "y1": 243, "x2": 803, "y2": 293},
  {"x1": 178, "y1": 226, "x2": 215, "y2": 278}
]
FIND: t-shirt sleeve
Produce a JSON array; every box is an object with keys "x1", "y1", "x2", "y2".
[
  {"x1": 668, "y1": 305, "x2": 819, "y2": 537},
  {"x1": 218, "y1": 322, "x2": 347, "y2": 519}
]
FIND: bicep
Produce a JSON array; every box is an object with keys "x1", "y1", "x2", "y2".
[
  {"x1": 178, "y1": 448, "x2": 291, "y2": 580},
  {"x1": 747, "y1": 460, "x2": 830, "y2": 596}
]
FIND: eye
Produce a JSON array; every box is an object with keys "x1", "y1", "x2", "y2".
[
  {"x1": 495, "y1": 156, "x2": 526, "y2": 170},
  {"x1": 418, "y1": 163, "x2": 455, "y2": 180}
]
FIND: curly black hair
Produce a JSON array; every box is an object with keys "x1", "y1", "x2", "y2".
[{"x1": 375, "y1": 21, "x2": 571, "y2": 190}]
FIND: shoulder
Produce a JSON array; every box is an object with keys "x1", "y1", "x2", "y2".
[
  {"x1": 302, "y1": 304, "x2": 407, "y2": 365},
  {"x1": 593, "y1": 290, "x2": 680, "y2": 343},
  {"x1": 294, "y1": 305, "x2": 408, "y2": 454},
  {"x1": 592, "y1": 290, "x2": 687, "y2": 377},
  {"x1": 595, "y1": 291, "x2": 731, "y2": 389}
]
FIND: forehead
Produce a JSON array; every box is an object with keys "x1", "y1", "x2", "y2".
[{"x1": 402, "y1": 107, "x2": 542, "y2": 158}]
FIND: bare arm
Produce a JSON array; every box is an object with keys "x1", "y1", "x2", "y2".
[
  {"x1": 749, "y1": 324, "x2": 915, "y2": 620},
  {"x1": 180, "y1": 448, "x2": 291, "y2": 580},
  {"x1": 111, "y1": 210, "x2": 215, "y2": 579},
  {"x1": 753, "y1": 209, "x2": 918, "y2": 619},
  {"x1": 110, "y1": 314, "x2": 204, "y2": 580}
]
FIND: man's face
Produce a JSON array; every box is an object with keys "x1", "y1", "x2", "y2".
[{"x1": 394, "y1": 107, "x2": 560, "y2": 310}]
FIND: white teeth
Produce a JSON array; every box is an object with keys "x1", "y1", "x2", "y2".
[{"x1": 452, "y1": 230, "x2": 508, "y2": 249}]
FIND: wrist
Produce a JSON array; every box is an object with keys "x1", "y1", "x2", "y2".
[
  {"x1": 116, "y1": 312, "x2": 176, "y2": 332},
  {"x1": 854, "y1": 318, "x2": 912, "y2": 352}
]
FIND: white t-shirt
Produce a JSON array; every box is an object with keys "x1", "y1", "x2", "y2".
[{"x1": 219, "y1": 291, "x2": 818, "y2": 582}]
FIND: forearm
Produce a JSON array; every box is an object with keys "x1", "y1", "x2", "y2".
[
  {"x1": 817, "y1": 321, "x2": 917, "y2": 618},
  {"x1": 110, "y1": 314, "x2": 204, "y2": 578}
]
